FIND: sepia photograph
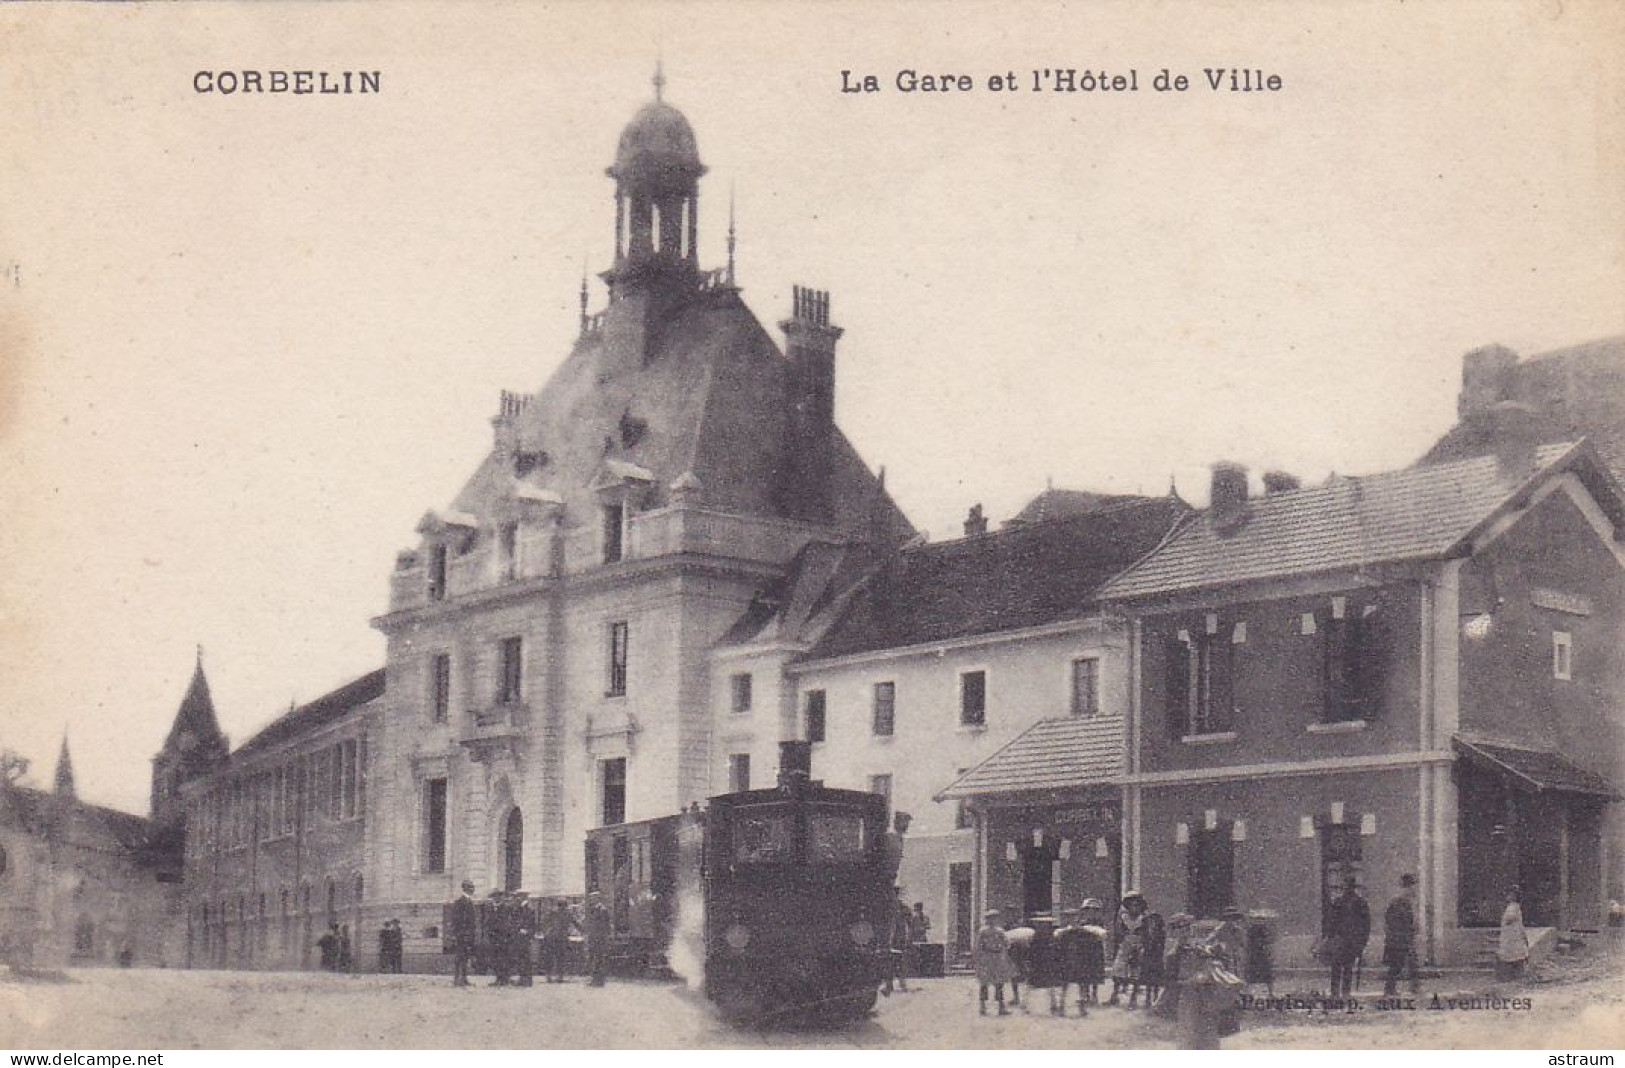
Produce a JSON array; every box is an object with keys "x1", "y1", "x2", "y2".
[{"x1": 1, "y1": 0, "x2": 1622, "y2": 1053}]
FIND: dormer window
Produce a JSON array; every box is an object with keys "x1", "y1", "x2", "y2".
[
  {"x1": 603, "y1": 503, "x2": 625, "y2": 563},
  {"x1": 498, "y1": 522, "x2": 520, "y2": 581},
  {"x1": 428, "y1": 544, "x2": 448, "y2": 602}
]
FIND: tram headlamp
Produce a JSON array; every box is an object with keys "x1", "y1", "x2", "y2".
[
  {"x1": 848, "y1": 920, "x2": 875, "y2": 946},
  {"x1": 724, "y1": 923, "x2": 751, "y2": 951}
]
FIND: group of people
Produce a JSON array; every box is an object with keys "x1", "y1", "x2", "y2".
[
  {"x1": 315, "y1": 922, "x2": 353, "y2": 972},
  {"x1": 971, "y1": 891, "x2": 1254, "y2": 1049},
  {"x1": 445, "y1": 879, "x2": 611, "y2": 988},
  {"x1": 881, "y1": 888, "x2": 934, "y2": 996}
]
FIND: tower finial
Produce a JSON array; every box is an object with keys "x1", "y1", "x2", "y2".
[
  {"x1": 726, "y1": 181, "x2": 737, "y2": 285},
  {"x1": 652, "y1": 57, "x2": 666, "y2": 102}
]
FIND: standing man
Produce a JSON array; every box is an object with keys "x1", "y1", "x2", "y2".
[
  {"x1": 1382, "y1": 874, "x2": 1420, "y2": 997},
  {"x1": 882, "y1": 886, "x2": 911, "y2": 996},
  {"x1": 511, "y1": 892, "x2": 535, "y2": 987},
  {"x1": 884, "y1": 811, "x2": 911, "y2": 884},
  {"x1": 1324, "y1": 877, "x2": 1371, "y2": 998},
  {"x1": 583, "y1": 890, "x2": 611, "y2": 987},
  {"x1": 539, "y1": 898, "x2": 579, "y2": 983},
  {"x1": 487, "y1": 890, "x2": 512, "y2": 986},
  {"x1": 448, "y1": 880, "x2": 478, "y2": 988}
]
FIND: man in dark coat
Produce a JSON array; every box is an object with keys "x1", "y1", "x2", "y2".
[
  {"x1": 487, "y1": 890, "x2": 512, "y2": 986},
  {"x1": 1382, "y1": 874, "x2": 1419, "y2": 996},
  {"x1": 448, "y1": 880, "x2": 478, "y2": 987},
  {"x1": 510, "y1": 892, "x2": 534, "y2": 987},
  {"x1": 583, "y1": 891, "x2": 611, "y2": 987},
  {"x1": 1324, "y1": 877, "x2": 1371, "y2": 998},
  {"x1": 539, "y1": 898, "x2": 579, "y2": 983}
]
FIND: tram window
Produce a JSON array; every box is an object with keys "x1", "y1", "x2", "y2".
[
  {"x1": 808, "y1": 814, "x2": 868, "y2": 863},
  {"x1": 733, "y1": 811, "x2": 794, "y2": 864}
]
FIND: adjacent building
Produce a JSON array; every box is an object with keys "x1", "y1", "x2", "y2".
[
  {"x1": 0, "y1": 742, "x2": 185, "y2": 967},
  {"x1": 1098, "y1": 438, "x2": 1625, "y2": 966}
]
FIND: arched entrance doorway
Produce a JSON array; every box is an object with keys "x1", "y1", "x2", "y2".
[{"x1": 503, "y1": 807, "x2": 523, "y2": 891}]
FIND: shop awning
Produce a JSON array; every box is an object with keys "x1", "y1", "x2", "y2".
[
  {"x1": 1453, "y1": 736, "x2": 1622, "y2": 800},
  {"x1": 936, "y1": 716, "x2": 1123, "y2": 801}
]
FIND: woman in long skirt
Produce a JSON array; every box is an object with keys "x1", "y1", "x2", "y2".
[{"x1": 1497, "y1": 886, "x2": 1529, "y2": 982}]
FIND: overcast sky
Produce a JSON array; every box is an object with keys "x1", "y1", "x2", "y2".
[{"x1": 1, "y1": 1, "x2": 1621, "y2": 814}]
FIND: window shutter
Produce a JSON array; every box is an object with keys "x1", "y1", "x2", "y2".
[
  {"x1": 1210, "y1": 635, "x2": 1236, "y2": 731},
  {"x1": 1165, "y1": 635, "x2": 1190, "y2": 738},
  {"x1": 1356, "y1": 597, "x2": 1392, "y2": 719}
]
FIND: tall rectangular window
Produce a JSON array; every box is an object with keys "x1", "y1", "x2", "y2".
[
  {"x1": 730, "y1": 673, "x2": 753, "y2": 714},
  {"x1": 607, "y1": 622, "x2": 629, "y2": 697},
  {"x1": 340, "y1": 739, "x2": 359, "y2": 819},
  {"x1": 423, "y1": 778, "x2": 447, "y2": 873},
  {"x1": 869, "y1": 773, "x2": 893, "y2": 804},
  {"x1": 728, "y1": 753, "x2": 751, "y2": 793},
  {"x1": 1552, "y1": 631, "x2": 1573, "y2": 681},
  {"x1": 872, "y1": 681, "x2": 896, "y2": 737},
  {"x1": 499, "y1": 636, "x2": 524, "y2": 703},
  {"x1": 602, "y1": 504, "x2": 625, "y2": 564},
  {"x1": 1193, "y1": 632, "x2": 1234, "y2": 734},
  {"x1": 959, "y1": 670, "x2": 987, "y2": 728},
  {"x1": 428, "y1": 543, "x2": 448, "y2": 601},
  {"x1": 1070, "y1": 658, "x2": 1100, "y2": 717},
  {"x1": 328, "y1": 745, "x2": 343, "y2": 818},
  {"x1": 600, "y1": 758, "x2": 627, "y2": 826},
  {"x1": 805, "y1": 689, "x2": 827, "y2": 743},
  {"x1": 431, "y1": 653, "x2": 452, "y2": 723},
  {"x1": 1322, "y1": 599, "x2": 1389, "y2": 722},
  {"x1": 498, "y1": 521, "x2": 519, "y2": 581}
]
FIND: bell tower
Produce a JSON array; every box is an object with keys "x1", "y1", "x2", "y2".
[{"x1": 604, "y1": 64, "x2": 707, "y2": 290}]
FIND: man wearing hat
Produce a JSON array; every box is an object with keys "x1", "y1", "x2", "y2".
[
  {"x1": 486, "y1": 889, "x2": 513, "y2": 986},
  {"x1": 1324, "y1": 876, "x2": 1370, "y2": 998},
  {"x1": 448, "y1": 879, "x2": 478, "y2": 987},
  {"x1": 583, "y1": 890, "x2": 611, "y2": 987},
  {"x1": 539, "y1": 898, "x2": 580, "y2": 983},
  {"x1": 974, "y1": 908, "x2": 1016, "y2": 1016},
  {"x1": 510, "y1": 891, "x2": 535, "y2": 987},
  {"x1": 1382, "y1": 874, "x2": 1420, "y2": 996}
]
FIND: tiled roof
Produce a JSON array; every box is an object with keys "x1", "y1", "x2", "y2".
[
  {"x1": 1100, "y1": 441, "x2": 1621, "y2": 601},
  {"x1": 231, "y1": 669, "x2": 386, "y2": 761},
  {"x1": 937, "y1": 716, "x2": 1124, "y2": 799},
  {"x1": 804, "y1": 496, "x2": 1190, "y2": 661},
  {"x1": 164, "y1": 661, "x2": 226, "y2": 752},
  {"x1": 718, "y1": 538, "x2": 887, "y2": 647},
  {"x1": 1454, "y1": 736, "x2": 1622, "y2": 800},
  {"x1": 1010, "y1": 488, "x2": 1151, "y2": 526}
]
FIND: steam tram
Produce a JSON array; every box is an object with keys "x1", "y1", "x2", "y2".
[{"x1": 584, "y1": 742, "x2": 892, "y2": 1024}]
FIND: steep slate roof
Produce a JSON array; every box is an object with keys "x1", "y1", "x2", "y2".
[
  {"x1": 0, "y1": 785, "x2": 154, "y2": 854},
  {"x1": 1099, "y1": 441, "x2": 1624, "y2": 602},
  {"x1": 937, "y1": 716, "x2": 1124, "y2": 799},
  {"x1": 164, "y1": 661, "x2": 226, "y2": 751},
  {"x1": 718, "y1": 538, "x2": 888, "y2": 648},
  {"x1": 805, "y1": 496, "x2": 1191, "y2": 661},
  {"x1": 448, "y1": 288, "x2": 913, "y2": 548},
  {"x1": 1454, "y1": 736, "x2": 1622, "y2": 800},
  {"x1": 231, "y1": 669, "x2": 385, "y2": 762}
]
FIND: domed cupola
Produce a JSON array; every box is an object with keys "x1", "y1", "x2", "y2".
[
  {"x1": 606, "y1": 64, "x2": 706, "y2": 276},
  {"x1": 609, "y1": 101, "x2": 705, "y2": 189}
]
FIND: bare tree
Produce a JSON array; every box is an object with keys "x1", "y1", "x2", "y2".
[{"x1": 1, "y1": 749, "x2": 31, "y2": 787}]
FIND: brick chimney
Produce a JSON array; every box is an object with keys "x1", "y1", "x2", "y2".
[
  {"x1": 1262, "y1": 470, "x2": 1301, "y2": 495},
  {"x1": 963, "y1": 503, "x2": 988, "y2": 536},
  {"x1": 1209, "y1": 461, "x2": 1250, "y2": 533},
  {"x1": 780, "y1": 285, "x2": 843, "y2": 523}
]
